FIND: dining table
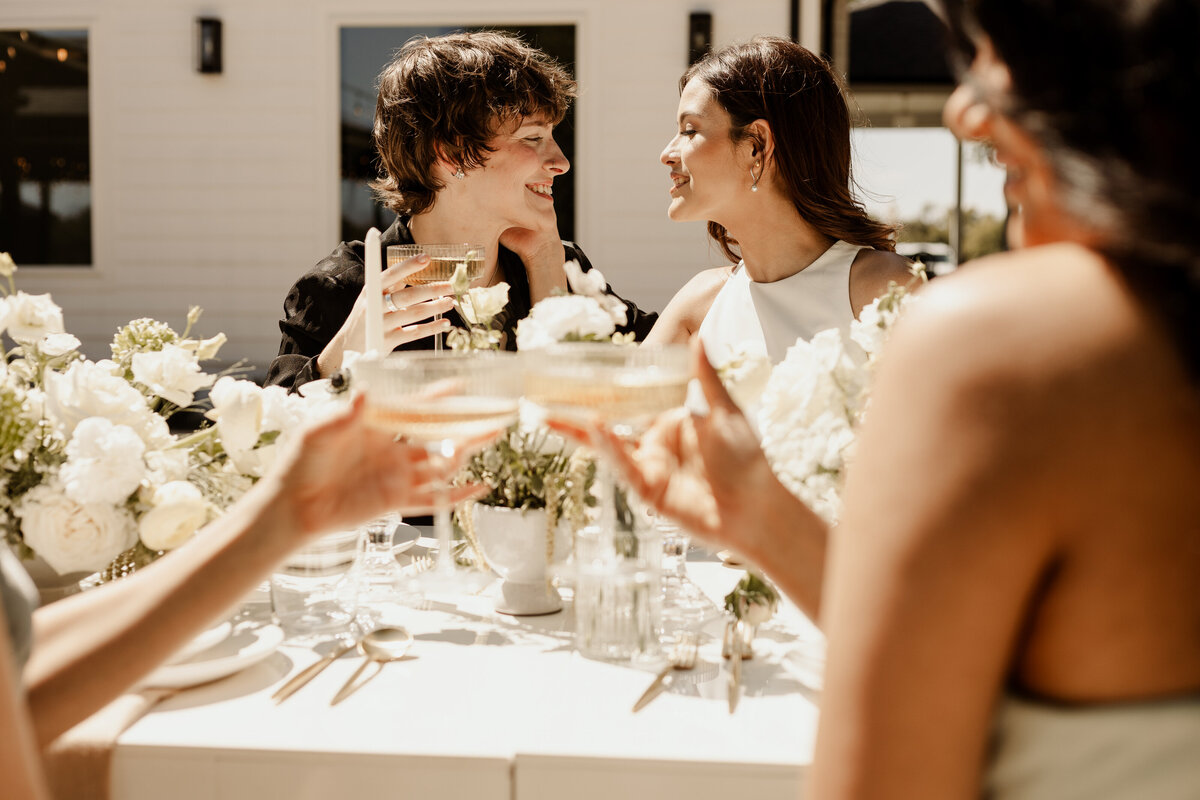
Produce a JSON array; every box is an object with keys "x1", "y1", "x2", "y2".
[{"x1": 110, "y1": 547, "x2": 824, "y2": 800}]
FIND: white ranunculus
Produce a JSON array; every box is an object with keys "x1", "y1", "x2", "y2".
[
  {"x1": 139, "y1": 481, "x2": 208, "y2": 551},
  {"x1": 0, "y1": 291, "x2": 65, "y2": 344},
  {"x1": 208, "y1": 377, "x2": 263, "y2": 454},
  {"x1": 14, "y1": 483, "x2": 138, "y2": 574},
  {"x1": 131, "y1": 344, "x2": 214, "y2": 407},
  {"x1": 60, "y1": 417, "x2": 147, "y2": 505},
  {"x1": 39, "y1": 332, "x2": 81, "y2": 357},
  {"x1": 516, "y1": 295, "x2": 616, "y2": 351},
  {"x1": 458, "y1": 282, "x2": 510, "y2": 325},
  {"x1": 43, "y1": 359, "x2": 161, "y2": 442}
]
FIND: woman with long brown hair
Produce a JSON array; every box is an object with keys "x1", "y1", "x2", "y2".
[{"x1": 647, "y1": 37, "x2": 912, "y2": 368}]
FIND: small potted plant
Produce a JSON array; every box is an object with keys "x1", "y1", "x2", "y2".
[{"x1": 456, "y1": 425, "x2": 594, "y2": 615}]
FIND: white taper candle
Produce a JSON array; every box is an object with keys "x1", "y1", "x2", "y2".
[{"x1": 363, "y1": 227, "x2": 384, "y2": 355}]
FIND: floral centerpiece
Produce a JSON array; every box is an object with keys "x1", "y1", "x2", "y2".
[{"x1": 0, "y1": 252, "x2": 343, "y2": 581}]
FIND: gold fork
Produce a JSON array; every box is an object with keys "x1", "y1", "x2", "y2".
[{"x1": 632, "y1": 632, "x2": 699, "y2": 713}]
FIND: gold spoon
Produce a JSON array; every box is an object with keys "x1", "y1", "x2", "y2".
[{"x1": 330, "y1": 627, "x2": 413, "y2": 706}]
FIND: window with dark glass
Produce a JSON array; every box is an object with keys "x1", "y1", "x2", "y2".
[
  {"x1": 339, "y1": 25, "x2": 576, "y2": 243},
  {"x1": 0, "y1": 29, "x2": 90, "y2": 266}
]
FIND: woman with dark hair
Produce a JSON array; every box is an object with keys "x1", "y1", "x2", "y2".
[
  {"x1": 584, "y1": 3, "x2": 1200, "y2": 797},
  {"x1": 646, "y1": 37, "x2": 913, "y2": 366},
  {"x1": 267, "y1": 31, "x2": 655, "y2": 389}
]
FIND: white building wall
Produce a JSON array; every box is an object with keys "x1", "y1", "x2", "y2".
[{"x1": 2, "y1": 0, "x2": 790, "y2": 375}]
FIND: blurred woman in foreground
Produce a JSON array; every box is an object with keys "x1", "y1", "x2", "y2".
[{"x1": 594, "y1": 2, "x2": 1200, "y2": 797}]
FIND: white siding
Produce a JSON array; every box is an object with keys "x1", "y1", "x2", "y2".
[{"x1": 2, "y1": 0, "x2": 789, "y2": 375}]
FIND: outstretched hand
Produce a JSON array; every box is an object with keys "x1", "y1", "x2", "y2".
[
  {"x1": 552, "y1": 340, "x2": 790, "y2": 555},
  {"x1": 272, "y1": 395, "x2": 491, "y2": 538}
]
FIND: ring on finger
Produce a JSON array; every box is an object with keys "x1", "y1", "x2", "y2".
[{"x1": 384, "y1": 292, "x2": 400, "y2": 314}]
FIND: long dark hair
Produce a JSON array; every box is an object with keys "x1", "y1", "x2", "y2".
[
  {"x1": 681, "y1": 36, "x2": 897, "y2": 263},
  {"x1": 941, "y1": 0, "x2": 1200, "y2": 380}
]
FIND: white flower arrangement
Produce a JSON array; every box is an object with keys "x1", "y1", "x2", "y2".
[
  {"x1": 0, "y1": 253, "x2": 345, "y2": 576},
  {"x1": 515, "y1": 261, "x2": 635, "y2": 350},
  {"x1": 757, "y1": 271, "x2": 924, "y2": 524}
]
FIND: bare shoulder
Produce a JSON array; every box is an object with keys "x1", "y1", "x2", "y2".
[
  {"x1": 645, "y1": 266, "x2": 735, "y2": 344},
  {"x1": 878, "y1": 243, "x2": 1191, "y2": 440},
  {"x1": 849, "y1": 248, "x2": 919, "y2": 314}
]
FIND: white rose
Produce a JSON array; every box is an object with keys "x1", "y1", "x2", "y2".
[
  {"x1": 563, "y1": 261, "x2": 627, "y2": 326},
  {"x1": 207, "y1": 376, "x2": 263, "y2": 453},
  {"x1": 0, "y1": 291, "x2": 64, "y2": 344},
  {"x1": 516, "y1": 295, "x2": 616, "y2": 351},
  {"x1": 14, "y1": 483, "x2": 137, "y2": 574},
  {"x1": 60, "y1": 417, "x2": 147, "y2": 505},
  {"x1": 44, "y1": 359, "x2": 164, "y2": 444},
  {"x1": 131, "y1": 343, "x2": 214, "y2": 407},
  {"x1": 458, "y1": 282, "x2": 510, "y2": 325},
  {"x1": 139, "y1": 481, "x2": 209, "y2": 551}
]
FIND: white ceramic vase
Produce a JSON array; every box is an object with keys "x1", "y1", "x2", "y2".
[{"x1": 472, "y1": 505, "x2": 570, "y2": 616}]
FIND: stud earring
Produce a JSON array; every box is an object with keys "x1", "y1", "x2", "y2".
[
  {"x1": 454, "y1": 166, "x2": 465, "y2": 180},
  {"x1": 750, "y1": 160, "x2": 762, "y2": 193}
]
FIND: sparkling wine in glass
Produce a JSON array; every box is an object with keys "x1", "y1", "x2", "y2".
[
  {"x1": 354, "y1": 351, "x2": 521, "y2": 594},
  {"x1": 387, "y1": 243, "x2": 486, "y2": 352},
  {"x1": 524, "y1": 343, "x2": 690, "y2": 661}
]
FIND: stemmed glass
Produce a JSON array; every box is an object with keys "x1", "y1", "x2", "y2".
[
  {"x1": 524, "y1": 343, "x2": 690, "y2": 661},
  {"x1": 523, "y1": 342, "x2": 691, "y2": 548},
  {"x1": 387, "y1": 243, "x2": 485, "y2": 352},
  {"x1": 353, "y1": 351, "x2": 522, "y2": 594}
]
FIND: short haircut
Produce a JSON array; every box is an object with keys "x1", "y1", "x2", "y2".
[{"x1": 371, "y1": 31, "x2": 577, "y2": 216}]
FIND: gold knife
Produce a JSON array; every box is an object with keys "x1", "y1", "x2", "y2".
[
  {"x1": 632, "y1": 665, "x2": 675, "y2": 713},
  {"x1": 271, "y1": 640, "x2": 356, "y2": 704}
]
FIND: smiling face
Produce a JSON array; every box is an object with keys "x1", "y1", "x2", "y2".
[
  {"x1": 461, "y1": 114, "x2": 569, "y2": 232},
  {"x1": 943, "y1": 38, "x2": 1078, "y2": 248},
  {"x1": 660, "y1": 79, "x2": 753, "y2": 225}
]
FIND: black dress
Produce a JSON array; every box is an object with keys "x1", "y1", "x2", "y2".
[{"x1": 265, "y1": 216, "x2": 658, "y2": 389}]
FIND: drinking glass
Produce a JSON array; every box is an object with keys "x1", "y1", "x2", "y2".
[
  {"x1": 336, "y1": 515, "x2": 413, "y2": 632},
  {"x1": 353, "y1": 351, "x2": 522, "y2": 594},
  {"x1": 270, "y1": 528, "x2": 358, "y2": 642},
  {"x1": 523, "y1": 342, "x2": 690, "y2": 661},
  {"x1": 387, "y1": 243, "x2": 486, "y2": 352},
  {"x1": 652, "y1": 513, "x2": 719, "y2": 636}
]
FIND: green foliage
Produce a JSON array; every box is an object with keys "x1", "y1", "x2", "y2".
[
  {"x1": 460, "y1": 426, "x2": 596, "y2": 527},
  {"x1": 724, "y1": 571, "x2": 780, "y2": 620},
  {"x1": 897, "y1": 204, "x2": 1008, "y2": 263}
]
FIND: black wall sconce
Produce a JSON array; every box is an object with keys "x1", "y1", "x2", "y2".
[
  {"x1": 196, "y1": 17, "x2": 222, "y2": 74},
  {"x1": 688, "y1": 12, "x2": 712, "y2": 65}
]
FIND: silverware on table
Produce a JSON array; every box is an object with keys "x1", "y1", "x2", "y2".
[
  {"x1": 271, "y1": 638, "x2": 358, "y2": 704},
  {"x1": 632, "y1": 632, "x2": 698, "y2": 713},
  {"x1": 330, "y1": 626, "x2": 414, "y2": 706},
  {"x1": 722, "y1": 619, "x2": 753, "y2": 714}
]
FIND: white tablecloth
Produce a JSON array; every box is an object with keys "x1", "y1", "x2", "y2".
[{"x1": 112, "y1": 556, "x2": 823, "y2": 800}]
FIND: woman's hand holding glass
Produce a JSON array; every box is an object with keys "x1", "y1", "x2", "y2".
[
  {"x1": 317, "y1": 254, "x2": 456, "y2": 377},
  {"x1": 551, "y1": 340, "x2": 801, "y2": 562}
]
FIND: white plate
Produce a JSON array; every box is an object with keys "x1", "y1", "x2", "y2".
[
  {"x1": 141, "y1": 624, "x2": 284, "y2": 689},
  {"x1": 165, "y1": 620, "x2": 232, "y2": 665}
]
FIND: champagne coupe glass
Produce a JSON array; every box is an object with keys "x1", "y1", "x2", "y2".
[
  {"x1": 523, "y1": 342, "x2": 691, "y2": 545},
  {"x1": 524, "y1": 343, "x2": 690, "y2": 661},
  {"x1": 387, "y1": 243, "x2": 486, "y2": 352},
  {"x1": 354, "y1": 351, "x2": 522, "y2": 594}
]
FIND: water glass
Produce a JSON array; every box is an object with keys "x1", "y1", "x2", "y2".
[
  {"x1": 572, "y1": 523, "x2": 663, "y2": 663},
  {"x1": 270, "y1": 529, "x2": 358, "y2": 641}
]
